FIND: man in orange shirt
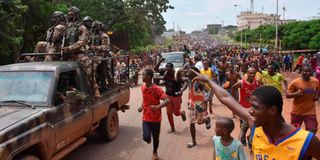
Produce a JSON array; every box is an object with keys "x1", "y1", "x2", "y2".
[{"x1": 286, "y1": 65, "x2": 319, "y2": 133}]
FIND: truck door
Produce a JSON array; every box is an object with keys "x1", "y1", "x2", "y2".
[{"x1": 51, "y1": 69, "x2": 92, "y2": 151}]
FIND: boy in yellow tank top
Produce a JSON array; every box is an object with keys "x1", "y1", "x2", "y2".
[
  {"x1": 191, "y1": 70, "x2": 320, "y2": 160},
  {"x1": 200, "y1": 60, "x2": 217, "y2": 114}
]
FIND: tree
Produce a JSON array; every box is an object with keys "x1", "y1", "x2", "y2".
[
  {"x1": 233, "y1": 19, "x2": 320, "y2": 50},
  {"x1": 0, "y1": 0, "x2": 27, "y2": 64},
  {"x1": 0, "y1": 0, "x2": 172, "y2": 64}
]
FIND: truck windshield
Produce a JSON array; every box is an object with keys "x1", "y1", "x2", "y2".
[{"x1": 0, "y1": 71, "x2": 53, "y2": 104}]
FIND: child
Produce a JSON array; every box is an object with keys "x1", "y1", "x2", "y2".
[
  {"x1": 213, "y1": 117, "x2": 247, "y2": 160},
  {"x1": 187, "y1": 67, "x2": 212, "y2": 148},
  {"x1": 192, "y1": 70, "x2": 320, "y2": 159},
  {"x1": 200, "y1": 60, "x2": 216, "y2": 114},
  {"x1": 138, "y1": 69, "x2": 170, "y2": 160}
]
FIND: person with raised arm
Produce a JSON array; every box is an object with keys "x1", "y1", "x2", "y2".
[{"x1": 191, "y1": 69, "x2": 320, "y2": 160}]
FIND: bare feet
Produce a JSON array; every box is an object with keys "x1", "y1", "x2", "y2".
[
  {"x1": 152, "y1": 153, "x2": 159, "y2": 160},
  {"x1": 167, "y1": 128, "x2": 175, "y2": 134},
  {"x1": 180, "y1": 110, "x2": 186, "y2": 121}
]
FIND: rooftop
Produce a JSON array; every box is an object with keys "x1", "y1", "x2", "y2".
[{"x1": 0, "y1": 62, "x2": 81, "y2": 72}]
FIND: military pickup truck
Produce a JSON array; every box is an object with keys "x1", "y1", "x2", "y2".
[{"x1": 0, "y1": 61, "x2": 130, "y2": 160}]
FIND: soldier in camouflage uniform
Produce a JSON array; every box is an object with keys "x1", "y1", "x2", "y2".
[
  {"x1": 61, "y1": 6, "x2": 100, "y2": 98},
  {"x1": 32, "y1": 11, "x2": 66, "y2": 62},
  {"x1": 89, "y1": 21, "x2": 113, "y2": 91},
  {"x1": 83, "y1": 16, "x2": 93, "y2": 31},
  {"x1": 45, "y1": 11, "x2": 66, "y2": 61}
]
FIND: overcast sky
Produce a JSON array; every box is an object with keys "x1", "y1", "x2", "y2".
[{"x1": 162, "y1": 0, "x2": 320, "y2": 33}]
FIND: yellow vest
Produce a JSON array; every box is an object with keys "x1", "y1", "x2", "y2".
[
  {"x1": 252, "y1": 126, "x2": 313, "y2": 160},
  {"x1": 200, "y1": 68, "x2": 213, "y2": 80}
]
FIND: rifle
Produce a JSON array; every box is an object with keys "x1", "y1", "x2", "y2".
[{"x1": 60, "y1": 32, "x2": 65, "y2": 62}]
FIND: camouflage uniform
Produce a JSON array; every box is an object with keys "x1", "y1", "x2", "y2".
[
  {"x1": 45, "y1": 23, "x2": 66, "y2": 61},
  {"x1": 32, "y1": 11, "x2": 66, "y2": 62},
  {"x1": 90, "y1": 21, "x2": 113, "y2": 89},
  {"x1": 62, "y1": 6, "x2": 100, "y2": 97}
]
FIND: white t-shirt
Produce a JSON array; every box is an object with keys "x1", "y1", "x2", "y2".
[{"x1": 195, "y1": 61, "x2": 204, "y2": 70}]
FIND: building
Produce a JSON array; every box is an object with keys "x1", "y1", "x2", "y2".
[
  {"x1": 207, "y1": 24, "x2": 222, "y2": 35},
  {"x1": 237, "y1": 11, "x2": 296, "y2": 31}
]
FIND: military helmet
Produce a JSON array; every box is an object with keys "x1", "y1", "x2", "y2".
[
  {"x1": 68, "y1": 6, "x2": 80, "y2": 14},
  {"x1": 83, "y1": 16, "x2": 93, "y2": 22},
  {"x1": 52, "y1": 11, "x2": 64, "y2": 18},
  {"x1": 92, "y1": 21, "x2": 102, "y2": 28},
  {"x1": 67, "y1": 6, "x2": 80, "y2": 22},
  {"x1": 51, "y1": 11, "x2": 66, "y2": 23}
]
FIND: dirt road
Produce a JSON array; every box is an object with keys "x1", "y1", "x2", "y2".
[{"x1": 64, "y1": 72, "x2": 320, "y2": 160}]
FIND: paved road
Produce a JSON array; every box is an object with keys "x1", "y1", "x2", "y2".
[{"x1": 64, "y1": 73, "x2": 320, "y2": 160}]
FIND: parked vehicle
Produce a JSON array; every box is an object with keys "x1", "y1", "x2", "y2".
[
  {"x1": 153, "y1": 52, "x2": 186, "y2": 84},
  {"x1": 0, "y1": 56, "x2": 130, "y2": 160}
]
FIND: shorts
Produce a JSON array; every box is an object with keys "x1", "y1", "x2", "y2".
[
  {"x1": 142, "y1": 121, "x2": 161, "y2": 142},
  {"x1": 188, "y1": 101, "x2": 207, "y2": 124},
  {"x1": 291, "y1": 113, "x2": 318, "y2": 132}
]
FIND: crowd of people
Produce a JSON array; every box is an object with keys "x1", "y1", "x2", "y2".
[{"x1": 138, "y1": 43, "x2": 320, "y2": 160}]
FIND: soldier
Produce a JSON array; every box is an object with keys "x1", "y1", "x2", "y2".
[
  {"x1": 89, "y1": 21, "x2": 113, "y2": 91},
  {"x1": 45, "y1": 11, "x2": 66, "y2": 61},
  {"x1": 61, "y1": 6, "x2": 100, "y2": 98},
  {"x1": 32, "y1": 11, "x2": 66, "y2": 61},
  {"x1": 83, "y1": 16, "x2": 93, "y2": 31}
]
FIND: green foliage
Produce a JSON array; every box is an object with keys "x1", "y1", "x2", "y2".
[
  {"x1": 233, "y1": 19, "x2": 320, "y2": 50},
  {"x1": 20, "y1": 0, "x2": 68, "y2": 52},
  {"x1": 0, "y1": 0, "x2": 172, "y2": 64},
  {"x1": 0, "y1": 0, "x2": 27, "y2": 64}
]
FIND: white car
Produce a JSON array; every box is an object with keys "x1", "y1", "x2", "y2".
[{"x1": 154, "y1": 52, "x2": 186, "y2": 84}]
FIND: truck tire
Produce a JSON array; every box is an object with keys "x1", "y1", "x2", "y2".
[
  {"x1": 100, "y1": 108, "x2": 119, "y2": 141},
  {"x1": 14, "y1": 155, "x2": 40, "y2": 160}
]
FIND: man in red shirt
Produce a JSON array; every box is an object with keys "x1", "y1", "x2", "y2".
[
  {"x1": 294, "y1": 54, "x2": 304, "y2": 74},
  {"x1": 138, "y1": 69, "x2": 170, "y2": 160},
  {"x1": 232, "y1": 67, "x2": 261, "y2": 147}
]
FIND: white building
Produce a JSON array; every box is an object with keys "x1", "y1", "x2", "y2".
[{"x1": 237, "y1": 11, "x2": 295, "y2": 30}]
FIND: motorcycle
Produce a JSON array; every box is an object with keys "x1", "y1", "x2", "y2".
[{"x1": 129, "y1": 68, "x2": 139, "y2": 86}]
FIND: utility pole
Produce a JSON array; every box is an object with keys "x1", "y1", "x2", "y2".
[
  {"x1": 275, "y1": 0, "x2": 279, "y2": 51},
  {"x1": 241, "y1": 28, "x2": 243, "y2": 47},
  {"x1": 234, "y1": 4, "x2": 243, "y2": 47},
  {"x1": 260, "y1": 33, "x2": 262, "y2": 47},
  {"x1": 283, "y1": 6, "x2": 286, "y2": 21}
]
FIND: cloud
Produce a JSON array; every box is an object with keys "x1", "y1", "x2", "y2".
[{"x1": 186, "y1": 12, "x2": 206, "y2": 16}]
